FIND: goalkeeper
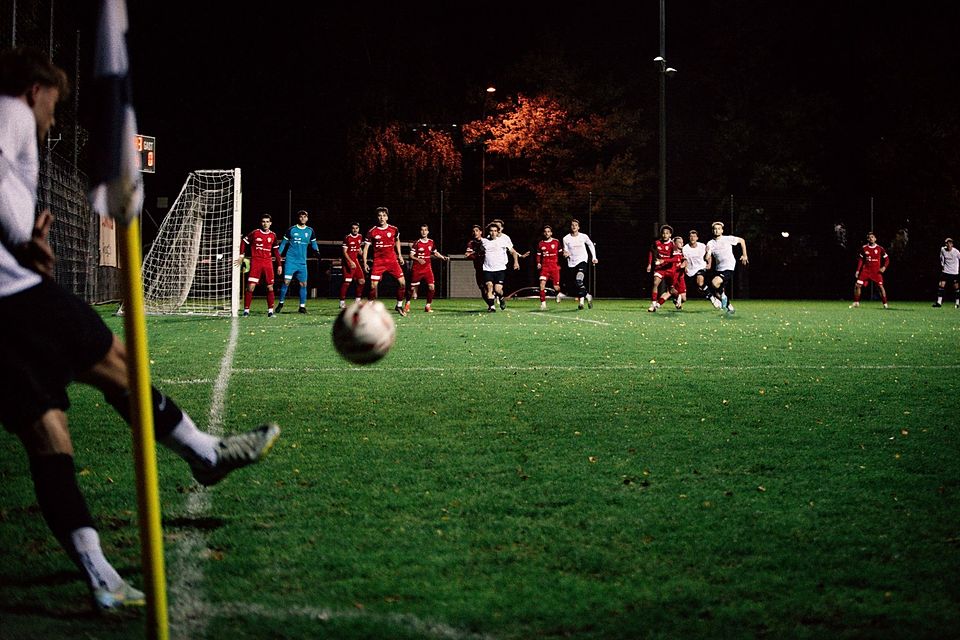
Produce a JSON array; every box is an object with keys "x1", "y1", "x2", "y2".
[
  {"x1": 276, "y1": 209, "x2": 319, "y2": 314},
  {"x1": 0, "y1": 47, "x2": 280, "y2": 612}
]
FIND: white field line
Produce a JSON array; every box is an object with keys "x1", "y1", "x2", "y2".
[
  {"x1": 213, "y1": 602, "x2": 497, "y2": 640},
  {"x1": 155, "y1": 362, "x2": 960, "y2": 385},
  {"x1": 523, "y1": 309, "x2": 611, "y2": 325},
  {"x1": 168, "y1": 317, "x2": 240, "y2": 640}
]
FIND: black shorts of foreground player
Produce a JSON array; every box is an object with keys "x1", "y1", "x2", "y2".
[{"x1": 0, "y1": 46, "x2": 279, "y2": 614}]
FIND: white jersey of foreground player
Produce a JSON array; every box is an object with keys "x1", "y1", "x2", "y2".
[
  {"x1": 940, "y1": 245, "x2": 960, "y2": 275},
  {"x1": 683, "y1": 243, "x2": 709, "y2": 276},
  {"x1": 480, "y1": 235, "x2": 514, "y2": 271},
  {"x1": 0, "y1": 95, "x2": 44, "y2": 297},
  {"x1": 562, "y1": 232, "x2": 597, "y2": 267},
  {"x1": 706, "y1": 235, "x2": 745, "y2": 272}
]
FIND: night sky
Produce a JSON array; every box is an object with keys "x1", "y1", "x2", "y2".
[{"x1": 118, "y1": 2, "x2": 960, "y2": 230}]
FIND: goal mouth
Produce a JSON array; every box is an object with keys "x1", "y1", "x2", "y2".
[{"x1": 120, "y1": 169, "x2": 242, "y2": 317}]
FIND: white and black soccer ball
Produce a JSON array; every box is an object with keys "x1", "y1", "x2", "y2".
[{"x1": 331, "y1": 300, "x2": 396, "y2": 364}]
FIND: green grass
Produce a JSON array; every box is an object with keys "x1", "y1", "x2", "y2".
[{"x1": 1, "y1": 299, "x2": 958, "y2": 639}]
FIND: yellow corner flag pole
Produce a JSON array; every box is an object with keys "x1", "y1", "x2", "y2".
[{"x1": 119, "y1": 219, "x2": 169, "y2": 640}]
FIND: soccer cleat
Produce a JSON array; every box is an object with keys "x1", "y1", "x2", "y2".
[
  {"x1": 850, "y1": 301, "x2": 860, "y2": 308},
  {"x1": 647, "y1": 302, "x2": 657, "y2": 313},
  {"x1": 267, "y1": 309, "x2": 274, "y2": 317},
  {"x1": 487, "y1": 306, "x2": 496, "y2": 313},
  {"x1": 396, "y1": 304, "x2": 408, "y2": 317},
  {"x1": 191, "y1": 423, "x2": 281, "y2": 487},
  {"x1": 275, "y1": 302, "x2": 284, "y2": 314},
  {"x1": 674, "y1": 299, "x2": 682, "y2": 310},
  {"x1": 933, "y1": 302, "x2": 942, "y2": 307},
  {"x1": 577, "y1": 301, "x2": 584, "y2": 310},
  {"x1": 298, "y1": 306, "x2": 307, "y2": 314},
  {"x1": 883, "y1": 303, "x2": 889, "y2": 309},
  {"x1": 726, "y1": 304, "x2": 735, "y2": 315},
  {"x1": 404, "y1": 301, "x2": 411, "y2": 313},
  {"x1": 242, "y1": 309, "x2": 250, "y2": 317},
  {"x1": 709, "y1": 296, "x2": 722, "y2": 309},
  {"x1": 424, "y1": 304, "x2": 433, "y2": 313},
  {"x1": 586, "y1": 293, "x2": 593, "y2": 309},
  {"x1": 556, "y1": 292, "x2": 563, "y2": 304},
  {"x1": 338, "y1": 299, "x2": 346, "y2": 309},
  {"x1": 540, "y1": 301, "x2": 547, "y2": 310},
  {"x1": 92, "y1": 580, "x2": 146, "y2": 612}
]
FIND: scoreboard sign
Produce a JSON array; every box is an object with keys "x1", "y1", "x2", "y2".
[{"x1": 136, "y1": 134, "x2": 156, "y2": 173}]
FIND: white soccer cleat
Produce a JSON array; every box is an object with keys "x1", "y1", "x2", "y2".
[
  {"x1": 540, "y1": 301, "x2": 547, "y2": 310},
  {"x1": 586, "y1": 293, "x2": 593, "y2": 309},
  {"x1": 556, "y1": 292, "x2": 564, "y2": 304},
  {"x1": 883, "y1": 303, "x2": 889, "y2": 309},
  {"x1": 191, "y1": 423, "x2": 281, "y2": 487},
  {"x1": 92, "y1": 579, "x2": 146, "y2": 612},
  {"x1": 849, "y1": 301, "x2": 860, "y2": 308},
  {"x1": 647, "y1": 302, "x2": 658, "y2": 313},
  {"x1": 339, "y1": 299, "x2": 346, "y2": 309}
]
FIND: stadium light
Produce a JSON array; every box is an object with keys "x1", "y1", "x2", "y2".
[{"x1": 781, "y1": 231, "x2": 791, "y2": 238}]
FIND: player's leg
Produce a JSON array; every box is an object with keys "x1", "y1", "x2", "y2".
[
  {"x1": 851, "y1": 279, "x2": 863, "y2": 307},
  {"x1": 934, "y1": 277, "x2": 946, "y2": 307},
  {"x1": 485, "y1": 279, "x2": 496, "y2": 311},
  {"x1": 539, "y1": 275, "x2": 547, "y2": 309},
  {"x1": 877, "y1": 281, "x2": 888, "y2": 308},
  {"x1": 340, "y1": 274, "x2": 352, "y2": 308},
  {"x1": 425, "y1": 283, "x2": 435, "y2": 312},
  {"x1": 244, "y1": 264, "x2": 261, "y2": 315},
  {"x1": 368, "y1": 274, "x2": 380, "y2": 301},
  {"x1": 574, "y1": 264, "x2": 587, "y2": 309},
  {"x1": 953, "y1": 277, "x2": 960, "y2": 307}
]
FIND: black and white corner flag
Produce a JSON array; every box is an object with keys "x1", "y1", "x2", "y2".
[{"x1": 88, "y1": 0, "x2": 143, "y2": 222}]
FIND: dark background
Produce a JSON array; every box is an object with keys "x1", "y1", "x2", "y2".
[{"x1": 4, "y1": 1, "x2": 959, "y2": 299}]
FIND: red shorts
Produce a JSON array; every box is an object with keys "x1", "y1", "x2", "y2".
[
  {"x1": 371, "y1": 259, "x2": 404, "y2": 282},
  {"x1": 411, "y1": 263, "x2": 435, "y2": 285},
  {"x1": 342, "y1": 257, "x2": 364, "y2": 282},
  {"x1": 655, "y1": 270, "x2": 678, "y2": 290},
  {"x1": 248, "y1": 258, "x2": 275, "y2": 285},
  {"x1": 857, "y1": 271, "x2": 884, "y2": 286},
  {"x1": 674, "y1": 270, "x2": 687, "y2": 294},
  {"x1": 539, "y1": 264, "x2": 561, "y2": 286}
]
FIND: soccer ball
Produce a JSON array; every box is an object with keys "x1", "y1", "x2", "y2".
[{"x1": 331, "y1": 301, "x2": 396, "y2": 364}]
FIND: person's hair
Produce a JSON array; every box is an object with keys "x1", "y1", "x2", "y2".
[
  {"x1": 867, "y1": 231, "x2": 876, "y2": 237},
  {"x1": 659, "y1": 224, "x2": 673, "y2": 234},
  {"x1": 376, "y1": 206, "x2": 389, "y2": 215},
  {"x1": 297, "y1": 209, "x2": 308, "y2": 217},
  {"x1": 711, "y1": 221, "x2": 724, "y2": 228},
  {"x1": 351, "y1": 221, "x2": 360, "y2": 227},
  {"x1": 543, "y1": 225, "x2": 552, "y2": 232},
  {"x1": 570, "y1": 218, "x2": 580, "y2": 225},
  {"x1": 0, "y1": 47, "x2": 69, "y2": 99},
  {"x1": 487, "y1": 223, "x2": 499, "y2": 231},
  {"x1": 420, "y1": 224, "x2": 429, "y2": 229},
  {"x1": 261, "y1": 213, "x2": 272, "y2": 221},
  {"x1": 471, "y1": 225, "x2": 482, "y2": 231},
  {"x1": 689, "y1": 230, "x2": 698, "y2": 235}
]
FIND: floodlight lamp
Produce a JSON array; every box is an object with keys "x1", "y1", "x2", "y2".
[
  {"x1": 665, "y1": 67, "x2": 678, "y2": 77},
  {"x1": 653, "y1": 56, "x2": 665, "y2": 63},
  {"x1": 781, "y1": 231, "x2": 790, "y2": 238}
]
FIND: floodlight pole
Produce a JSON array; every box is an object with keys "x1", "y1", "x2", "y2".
[{"x1": 657, "y1": 0, "x2": 667, "y2": 229}]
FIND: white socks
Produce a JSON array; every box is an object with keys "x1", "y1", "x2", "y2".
[
  {"x1": 71, "y1": 527, "x2": 123, "y2": 591},
  {"x1": 161, "y1": 413, "x2": 219, "y2": 467}
]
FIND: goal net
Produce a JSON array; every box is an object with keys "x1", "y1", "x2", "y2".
[{"x1": 127, "y1": 169, "x2": 242, "y2": 316}]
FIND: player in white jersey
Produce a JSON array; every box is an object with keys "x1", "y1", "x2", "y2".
[
  {"x1": 0, "y1": 47, "x2": 279, "y2": 613},
  {"x1": 562, "y1": 219, "x2": 598, "y2": 309},
  {"x1": 682, "y1": 230, "x2": 713, "y2": 305},
  {"x1": 480, "y1": 223, "x2": 520, "y2": 311},
  {"x1": 933, "y1": 237, "x2": 960, "y2": 308},
  {"x1": 705, "y1": 221, "x2": 749, "y2": 314}
]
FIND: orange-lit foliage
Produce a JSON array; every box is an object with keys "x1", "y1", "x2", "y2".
[{"x1": 352, "y1": 122, "x2": 461, "y2": 195}]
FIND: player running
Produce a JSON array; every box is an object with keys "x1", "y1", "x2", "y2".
[
  {"x1": 536, "y1": 225, "x2": 562, "y2": 310},
  {"x1": 933, "y1": 237, "x2": 959, "y2": 308},
  {"x1": 339, "y1": 222, "x2": 366, "y2": 309},
  {"x1": 480, "y1": 222, "x2": 521, "y2": 312},
  {"x1": 235, "y1": 213, "x2": 282, "y2": 317},
  {"x1": 562, "y1": 219, "x2": 597, "y2": 310},
  {"x1": 706, "y1": 221, "x2": 749, "y2": 314},
  {"x1": 682, "y1": 229, "x2": 713, "y2": 305},
  {"x1": 276, "y1": 210, "x2": 319, "y2": 314},
  {"x1": 464, "y1": 225, "x2": 488, "y2": 303},
  {"x1": 851, "y1": 231, "x2": 890, "y2": 309},
  {"x1": 362, "y1": 206, "x2": 408, "y2": 316},
  {"x1": 405, "y1": 224, "x2": 449, "y2": 313},
  {"x1": 646, "y1": 224, "x2": 681, "y2": 312}
]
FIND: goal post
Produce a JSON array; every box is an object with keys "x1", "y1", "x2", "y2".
[{"x1": 123, "y1": 169, "x2": 242, "y2": 316}]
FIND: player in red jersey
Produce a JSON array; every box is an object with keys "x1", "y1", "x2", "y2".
[
  {"x1": 339, "y1": 222, "x2": 366, "y2": 309},
  {"x1": 361, "y1": 206, "x2": 408, "y2": 316},
  {"x1": 671, "y1": 236, "x2": 687, "y2": 310},
  {"x1": 235, "y1": 213, "x2": 282, "y2": 316},
  {"x1": 405, "y1": 224, "x2": 449, "y2": 313},
  {"x1": 646, "y1": 224, "x2": 682, "y2": 312},
  {"x1": 536, "y1": 225, "x2": 562, "y2": 310},
  {"x1": 851, "y1": 231, "x2": 890, "y2": 308}
]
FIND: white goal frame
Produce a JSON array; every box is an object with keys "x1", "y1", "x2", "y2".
[{"x1": 123, "y1": 169, "x2": 242, "y2": 316}]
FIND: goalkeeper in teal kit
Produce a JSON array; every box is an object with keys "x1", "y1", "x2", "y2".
[{"x1": 276, "y1": 210, "x2": 320, "y2": 314}]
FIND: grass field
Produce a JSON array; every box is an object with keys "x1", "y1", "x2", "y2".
[{"x1": 1, "y1": 298, "x2": 958, "y2": 639}]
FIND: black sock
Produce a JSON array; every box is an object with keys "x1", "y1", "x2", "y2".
[
  {"x1": 29, "y1": 454, "x2": 95, "y2": 564},
  {"x1": 105, "y1": 386, "x2": 185, "y2": 440}
]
